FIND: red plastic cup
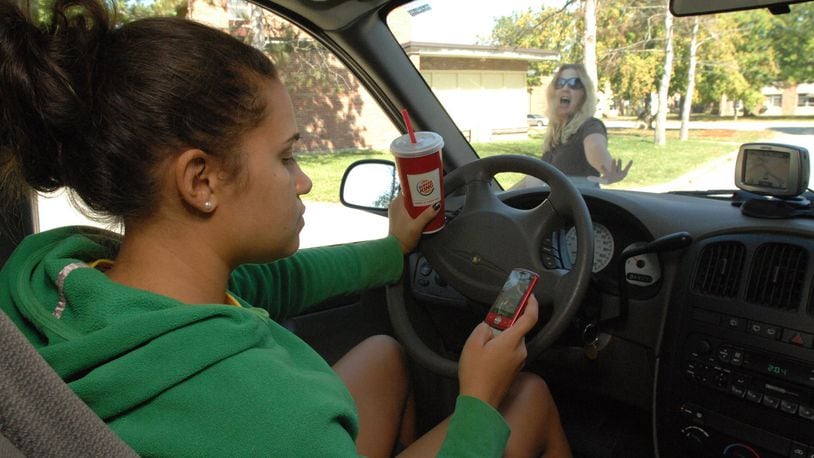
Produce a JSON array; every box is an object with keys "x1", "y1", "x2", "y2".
[{"x1": 390, "y1": 131, "x2": 445, "y2": 234}]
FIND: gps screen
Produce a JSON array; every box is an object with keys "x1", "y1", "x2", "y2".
[{"x1": 742, "y1": 149, "x2": 790, "y2": 191}]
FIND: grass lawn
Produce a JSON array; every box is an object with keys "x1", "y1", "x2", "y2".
[{"x1": 297, "y1": 128, "x2": 776, "y2": 201}]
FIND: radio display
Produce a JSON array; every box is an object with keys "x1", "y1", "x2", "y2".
[
  {"x1": 742, "y1": 352, "x2": 814, "y2": 389},
  {"x1": 765, "y1": 363, "x2": 789, "y2": 377}
]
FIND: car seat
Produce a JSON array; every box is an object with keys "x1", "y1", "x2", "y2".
[{"x1": 0, "y1": 196, "x2": 136, "y2": 457}]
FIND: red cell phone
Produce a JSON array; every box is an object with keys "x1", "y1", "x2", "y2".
[{"x1": 485, "y1": 268, "x2": 539, "y2": 334}]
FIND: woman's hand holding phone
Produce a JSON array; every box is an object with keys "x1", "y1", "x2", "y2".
[{"x1": 457, "y1": 294, "x2": 539, "y2": 408}]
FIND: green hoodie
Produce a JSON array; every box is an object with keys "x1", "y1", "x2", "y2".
[{"x1": 0, "y1": 226, "x2": 509, "y2": 457}]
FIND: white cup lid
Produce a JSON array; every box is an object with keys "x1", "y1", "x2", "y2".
[{"x1": 390, "y1": 131, "x2": 444, "y2": 157}]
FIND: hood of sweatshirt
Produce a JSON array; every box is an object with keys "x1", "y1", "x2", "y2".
[{"x1": 0, "y1": 226, "x2": 360, "y2": 456}]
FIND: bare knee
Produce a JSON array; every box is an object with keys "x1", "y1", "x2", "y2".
[
  {"x1": 361, "y1": 334, "x2": 402, "y2": 352},
  {"x1": 359, "y1": 334, "x2": 406, "y2": 363},
  {"x1": 501, "y1": 372, "x2": 549, "y2": 406},
  {"x1": 501, "y1": 373, "x2": 570, "y2": 458},
  {"x1": 354, "y1": 335, "x2": 410, "y2": 381}
]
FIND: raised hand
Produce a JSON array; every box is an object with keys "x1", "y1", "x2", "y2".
[{"x1": 588, "y1": 157, "x2": 633, "y2": 185}]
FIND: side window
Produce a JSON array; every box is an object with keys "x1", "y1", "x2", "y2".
[{"x1": 36, "y1": 0, "x2": 397, "y2": 248}]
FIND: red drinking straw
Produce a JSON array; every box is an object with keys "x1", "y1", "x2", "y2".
[{"x1": 401, "y1": 108, "x2": 417, "y2": 144}]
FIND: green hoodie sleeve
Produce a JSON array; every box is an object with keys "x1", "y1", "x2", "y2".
[
  {"x1": 438, "y1": 395, "x2": 510, "y2": 457},
  {"x1": 228, "y1": 236, "x2": 403, "y2": 320}
]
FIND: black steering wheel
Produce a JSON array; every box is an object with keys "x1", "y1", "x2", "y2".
[{"x1": 387, "y1": 155, "x2": 594, "y2": 379}]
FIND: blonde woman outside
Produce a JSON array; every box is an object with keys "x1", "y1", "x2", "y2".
[{"x1": 541, "y1": 64, "x2": 631, "y2": 186}]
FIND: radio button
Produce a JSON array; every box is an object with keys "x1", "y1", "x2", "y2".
[
  {"x1": 746, "y1": 389, "x2": 763, "y2": 403},
  {"x1": 731, "y1": 350, "x2": 744, "y2": 366},
  {"x1": 762, "y1": 324, "x2": 781, "y2": 340},
  {"x1": 763, "y1": 394, "x2": 781, "y2": 409},
  {"x1": 730, "y1": 385, "x2": 747, "y2": 398},
  {"x1": 780, "y1": 400, "x2": 799, "y2": 415},
  {"x1": 747, "y1": 321, "x2": 764, "y2": 336},
  {"x1": 724, "y1": 315, "x2": 747, "y2": 331}
]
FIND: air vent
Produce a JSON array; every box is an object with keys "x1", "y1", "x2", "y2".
[
  {"x1": 745, "y1": 243, "x2": 807, "y2": 311},
  {"x1": 692, "y1": 241, "x2": 746, "y2": 298}
]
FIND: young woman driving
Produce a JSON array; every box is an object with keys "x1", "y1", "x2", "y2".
[{"x1": 0, "y1": 0, "x2": 570, "y2": 455}]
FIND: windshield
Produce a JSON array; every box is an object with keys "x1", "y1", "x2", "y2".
[{"x1": 387, "y1": 0, "x2": 814, "y2": 193}]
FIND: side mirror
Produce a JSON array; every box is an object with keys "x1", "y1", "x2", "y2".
[{"x1": 340, "y1": 159, "x2": 400, "y2": 211}]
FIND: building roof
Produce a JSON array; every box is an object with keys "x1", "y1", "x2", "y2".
[{"x1": 401, "y1": 41, "x2": 559, "y2": 61}]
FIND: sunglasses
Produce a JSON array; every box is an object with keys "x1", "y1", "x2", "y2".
[{"x1": 555, "y1": 77, "x2": 584, "y2": 90}]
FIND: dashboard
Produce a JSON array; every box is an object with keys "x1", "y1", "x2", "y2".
[
  {"x1": 657, "y1": 231, "x2": 814, "y2": 458},
  {"x1": 542, "y1": 196, "x2": 664, "y2": 300},
  {"x1": 408, "y1": 185, "x2": 814, "y2": 458}
]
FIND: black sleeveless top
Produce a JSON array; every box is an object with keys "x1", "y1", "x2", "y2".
[{"x1": 541, "y1": 117, "x2": 607, "y2": 177}]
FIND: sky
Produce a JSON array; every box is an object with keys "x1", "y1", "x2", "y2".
[{"x1": 403, "y1": 0, "x2": 550, "y2": 45}]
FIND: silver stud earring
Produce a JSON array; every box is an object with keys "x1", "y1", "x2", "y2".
[{"x1": 203, "y1": 201, "x2": 212, "y2": 211}]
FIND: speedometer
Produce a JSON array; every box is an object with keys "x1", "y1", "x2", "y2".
[{"x1": 564, "y1": 223, "x2": 615, "y2": 273}]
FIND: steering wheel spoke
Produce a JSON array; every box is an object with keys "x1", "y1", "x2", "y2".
[
  {"x1": 523, "y1": 199, "x2": 568, "y2": 240},
  {"x1": 461, "y1": 176, "x2": 505, "y2": 214}
]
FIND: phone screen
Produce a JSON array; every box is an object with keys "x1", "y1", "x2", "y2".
[{"x1": 486, "y1": 269, "x2": 539, "y2": 331}]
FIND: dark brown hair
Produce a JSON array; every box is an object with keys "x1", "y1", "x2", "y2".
[{"x1": 0, "y1": 0, "x2": 277, "y2": 220}]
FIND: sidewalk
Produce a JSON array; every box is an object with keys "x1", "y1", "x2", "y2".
[
  {"x1": 632, "y1": 150, "x2": 740, "y2": 193},
  {"x1": 299, "y1": 201, "x2": 387, "y2": 248},
  {"x1": 34, "y1": 193, "x2": 388, "y2": 249}
]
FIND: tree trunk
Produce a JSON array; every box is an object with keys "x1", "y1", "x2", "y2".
[
  {"x1": 251, "y1": 3, "x2": 265, "y2": 50},
  {"x1": 583, "y1": 0, "x2": 598, "y2": 88},
  {"x1": 679, "y1": 16, "x2": 699, "y2": 141},
  {"x1": 654, "y1": 0, "x2": 674, "y2": 146}
]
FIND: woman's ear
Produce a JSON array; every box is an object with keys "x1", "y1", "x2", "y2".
[{"x1": 174, "y1": 149, "x2": 219, "y2": 214}]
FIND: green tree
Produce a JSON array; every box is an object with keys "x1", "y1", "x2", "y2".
[
  {"x1": 681, "y1": 11, "x2": 777, "y2": 115},
  {"x1": 615, "y1": 53, "x2": 660, "y2": 113},
  {"x1": 489, "y1": 2, "x2": 580, "y2": 85},
  {"x1": 489, "y1": 0, "x2": 814, "y2": 119},
  {"x1": 113, "y1": 0, "x2": 188, "y2": 22},
  {"x1": 768, "y1": 2, "x2": 814, "y2": 84}
]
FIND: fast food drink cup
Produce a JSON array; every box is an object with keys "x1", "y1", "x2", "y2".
[{"x1": 390, "y1": 131, "x2": 445, "y2": 234}]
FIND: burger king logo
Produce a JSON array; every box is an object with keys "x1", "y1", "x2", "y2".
[{"x1": 416, "y1": 179, "x2": 434, "y2": 196}]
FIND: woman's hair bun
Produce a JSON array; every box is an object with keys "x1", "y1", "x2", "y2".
[{"x1": 0, "y1": 0, "x2": 112, "y2": 195}]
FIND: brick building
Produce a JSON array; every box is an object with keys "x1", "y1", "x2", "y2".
[
  {"x1": 761, "y1": 84, "x2": 814, "y2": 117},
  {"x1": 190, "y1": 0, "x2": 556, "y2": 152}
]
